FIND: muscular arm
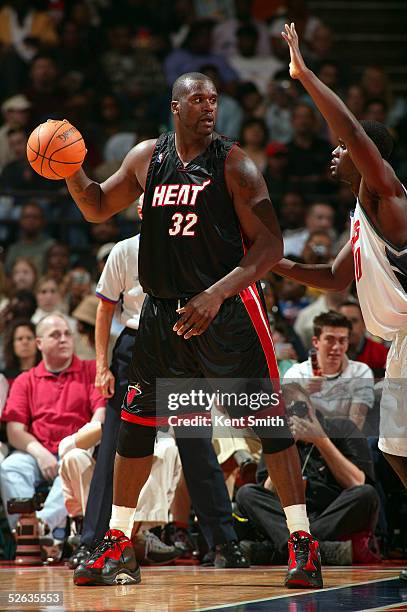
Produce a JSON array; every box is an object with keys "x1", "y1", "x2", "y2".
[
  {"x1": 66, "y1": 140, "x2": 156, "y2": 222},
  {"x1": 283, "y1": 24, "x2": 400, "y2": 198},
  {"x1": 273, "y1": 241, "x2": 354, "y2": 291},
  {"x1": 211, "y1": 147, "x2": 283, "y2": 300}
]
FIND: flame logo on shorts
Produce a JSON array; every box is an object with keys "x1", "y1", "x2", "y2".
[{"x1": 126, "y1": 384, "x2": 142, "y2": 406}]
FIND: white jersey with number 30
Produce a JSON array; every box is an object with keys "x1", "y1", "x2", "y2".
[{"x1": 351, "y1": 196, "x2": 407, "y2": 341}]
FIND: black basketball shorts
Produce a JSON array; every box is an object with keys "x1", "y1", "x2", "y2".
[{"x1": 121, "y1": 284, "x2": 293, "y2": 453}]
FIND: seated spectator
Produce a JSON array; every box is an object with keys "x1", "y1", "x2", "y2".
[
  {"x1": 229, "y1": 24, "x2": 282, "y2": 96},
  {"x1": 277, "y1": 268, "x2": 311, "y2": 325},
  {"x1": 0, "y1": 1, "x2": 58, "y2": 63},
  {"x1": 284, "y1": 201, "x2": 335, "y2": 256},
  {"x1": 44, "y1": 243, "x2": 71, "y2": 285},
  {"x1": 280, "y1": 191, "x2": 307, "y2": 254},
  {"x1": 360, "y1": 65, "x2": 407, "y2": 129},
  {"x1": 212, "y1": 0, "x2": 271, "y2": 58},
  {"x1": 364, "y1": 99, "x2": 388, "y2": 126},
  {"x1": 32, "y1": 276, "x2": 69, "y2": 325},
  {"x1": 301, "y1": 230, "x2": 334, "y2": 266},
  {"x1": 58, "y1": 421, "x2": 182, "y2": 565},
  {"x1": 269, "y1": 0, "x2": 323, "y2": 61},
  {"x1": 294, "y1": 287, "x2": 350, "y2": 349},
  {"x1": 285, "y1": 311, "x2": 374, "y2": 430},
  {"x1": 305, "y1": 23, "x2": 335, "y2": 70},
  {"x1": 164, "y1": 19, "x2": 238, "y2": 91},
  {"x1": 239, "y1": 117, "x2": 269, "y2": 173},
  {"x1": 339, "y1": 301, "x2": 389, "y2": 378},
  {"x1": 236, "y1": 382, "x2": 380, "y2": 565},
  {"x1": 5, "y1": 202, "x2": 55, "y2": 275},
  {"x1": 61, "y1": 266, "x2": 93, "y2": 315},
  {"x1": 272, "y1": 322, "x2": 298, "y2": 378},
  {"x1": 72, "y1": 295, "x2": 100, "y2": 360},
  {"x1": 344, "y1": 84, "x2": 366, "y2": 121},
  {"x1": 24, "y1": 53, "x2": 66, "y2": 125},
  {"x1": 265, "y1": 76, "x2": 298, "y2": 144},
  {"x1": 0, "y1": 313, "x2": 105, "y2": 560},
  {"x1": 0, "y1": 94, "x2": 31, "y2": 171},
  {"x1": 286, "y1": 103, "x2": 332, "y2": 195},
  {"x1": 0, "y1": 289, "x2": 36, "y2": 331},
  {"x1": 263, "y1": 142, "x2": 290, "y2": 209},
  {"x1": 237, "y1": 81, "x2": 265, "y2": 119},
  {"x1": 9, "y1": 257, "x2": 38, "y2": 294},
  {"x1": 101, "y1": 23, "x2": 166, "y2": 102},
  {"x1": 2, "y1": 319, "x2": 40, "y2": 382}
]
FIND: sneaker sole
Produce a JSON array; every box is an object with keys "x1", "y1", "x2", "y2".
[
  {"x1": 285, "y1": 577, "x2": 323, "y2": 589},
  {"x1": 74, "y1": 567, "x2": 141, "y2": 586}
]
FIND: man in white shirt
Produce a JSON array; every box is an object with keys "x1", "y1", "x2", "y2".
[{"x1": 285, "y1": 310, "x2": 374, "y2": 430}]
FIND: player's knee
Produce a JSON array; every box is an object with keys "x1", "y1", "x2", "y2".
[{"x1": 117, "y1": 420, "x2": 156, "y2": 458}]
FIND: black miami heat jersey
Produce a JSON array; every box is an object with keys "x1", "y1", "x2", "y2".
[{"x1": 138, "y1": 132, "x2": 244, "y2": 298}]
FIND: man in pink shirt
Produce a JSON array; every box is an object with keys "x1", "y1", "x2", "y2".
[{"x1": 0, "y1": 313, "x2": 105, "y2": 548}]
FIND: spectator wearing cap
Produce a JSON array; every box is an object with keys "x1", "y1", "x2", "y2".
[
  {"x1": 263, "y1": 141, "x2": 290, "y2": 210},
  {"x1": 5, "y1": 202, "x2": 55, "y2": 275},
  {"x1": 0, "y1": 94, "x2": 31, "y2": 171},
  {"x1": 72, "y1": 294, "x2": 116, "y2": 361}
]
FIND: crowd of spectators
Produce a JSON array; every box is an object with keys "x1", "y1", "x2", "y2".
[{"x1": 0, "y1": 0, "x2": 406, "y2": 566}]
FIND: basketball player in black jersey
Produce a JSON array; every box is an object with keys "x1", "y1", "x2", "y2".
[{"x1": 61, "y1": 72, "x2": 322, "y2": 588}]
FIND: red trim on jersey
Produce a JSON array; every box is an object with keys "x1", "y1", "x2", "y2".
[
  {"x1": 121, "y1": 409, "x2": 212, "y2": 427},
  {"x1": 239, "y1": 284, "x2": 284, "y2": 417},
  {"x1": 223, "y1": 141, "x2": 239, "y2": 190}
]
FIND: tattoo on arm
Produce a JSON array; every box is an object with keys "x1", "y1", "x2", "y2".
[{"x1": 236, "y1": 158, "x2": 278, "y2": 234}]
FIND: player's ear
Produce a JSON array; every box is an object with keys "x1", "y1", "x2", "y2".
[{"x1": 171, "y1": 100, "x2": 179, "y2": 115}]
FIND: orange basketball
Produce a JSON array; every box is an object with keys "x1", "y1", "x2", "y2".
[{"x1": 27, "y1": 119, "x2": 86, "y2": 180}]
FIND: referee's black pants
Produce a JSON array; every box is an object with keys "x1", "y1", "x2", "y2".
[
  {"x1": 236, "y1": 483, "x2": 379, "y2": 560},
  {"x1": 81, "y1": 327, "x2": 237, "y2": 549}
]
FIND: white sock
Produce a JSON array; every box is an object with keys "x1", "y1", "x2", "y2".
[
  {"x1": 109, "y1": 505, "x2": 136, "y2": 538},
  {"x1": 284, "y1": 504, "x2": 310, "y2": 535}
]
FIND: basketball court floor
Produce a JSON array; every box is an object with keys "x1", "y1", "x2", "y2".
[{"x1": 0, "y1": 564, "x2": 406, "y2": 611}]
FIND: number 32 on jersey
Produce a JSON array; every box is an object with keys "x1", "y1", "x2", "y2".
[
  {"x1": 351, "y1": 219, "x2": 362, "y2": 281},
  {"x1": 169, "y1": 212, "x2": 198, "y2": 237}
]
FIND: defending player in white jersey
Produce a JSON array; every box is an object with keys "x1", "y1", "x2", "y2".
[{"x1": 273, "y1": 24, "x2": 407, "y2": 553}]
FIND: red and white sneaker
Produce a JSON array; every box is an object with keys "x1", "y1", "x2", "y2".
[
  {"x1": 285, "y1": 531, "x2": 323, "y2": 589},
  {"x1": 73, "y1": 529, "x2": 141, "y2": 586}
]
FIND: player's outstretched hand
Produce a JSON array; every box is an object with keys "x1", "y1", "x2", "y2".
[
  {"x1": 281, "y1": 22, "x2": 307, "y2": 80},
  {"x1": 173, "y1": 290, "x2": 223, "y2": 339}
]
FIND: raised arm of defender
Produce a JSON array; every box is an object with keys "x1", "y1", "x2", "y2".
[
  {"x1": 65, "y1": 140, "x2": 156, "y2": 222},
  {"x1": 281, "y1": 23, "x2": 399, "y2": 198}
]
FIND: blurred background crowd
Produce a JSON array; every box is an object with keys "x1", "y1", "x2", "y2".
[{"x1": 0, "y1": 0, "x2": 406, "y2": 567}]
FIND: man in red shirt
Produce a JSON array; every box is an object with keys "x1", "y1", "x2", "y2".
[
  {"x1": 339, "y1": 301, "x2": 389, "y2": 378},
  {"x1": 0, "y1": 313, "x2": 105, "y2": 545}
]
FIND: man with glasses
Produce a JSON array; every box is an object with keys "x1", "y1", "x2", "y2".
[{"x1": 0, "y1": 313, "x2": 105, "y2": 560}]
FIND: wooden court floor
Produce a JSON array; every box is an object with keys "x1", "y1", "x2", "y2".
[{"x1": 0, "y1": 565, "x2": 406, "y2": 611}]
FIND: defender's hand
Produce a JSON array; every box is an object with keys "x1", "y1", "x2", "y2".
[
  {"x1": 281, "y1": 23, "x2": 307, "y2": 80},
  {"x1": 173, "y1": 290, "x2": 223, "y2": 339},
  {"x1": 95, "y1": 366, "x2": 115, "y2": 397}
]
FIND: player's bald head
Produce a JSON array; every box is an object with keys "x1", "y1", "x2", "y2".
[{"x1": 172, "y1": 72, "x2": 216, "y2": 101}]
